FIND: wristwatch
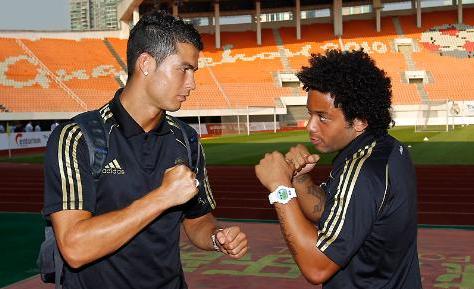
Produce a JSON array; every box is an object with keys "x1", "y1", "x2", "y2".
[
  {"x1": 268, "y1": 186, "x2": 297, "y2": 204},
  {"x1": 211, "y1": 228, "x2": 224, "y2": 252}
]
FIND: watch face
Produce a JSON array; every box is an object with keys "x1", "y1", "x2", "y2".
[{"x1": 278, "y1": 188, "x2": 288, "y2": 200}]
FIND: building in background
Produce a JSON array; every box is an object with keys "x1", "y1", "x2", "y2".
[{"x1": 70, "y1": 0, "x2": 120, "y2": 31}]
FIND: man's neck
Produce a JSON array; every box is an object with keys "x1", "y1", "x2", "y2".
[{"x1": 119, "y1": 83, "x2": 164, "y2": 133}]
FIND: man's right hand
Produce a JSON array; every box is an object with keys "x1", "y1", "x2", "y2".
[
  {"x1": 159, "y1": 164, "x2": 199, "y2": 207},
  {"x1": 285, "y1": 144, "x2": 320, "y2": 179}
]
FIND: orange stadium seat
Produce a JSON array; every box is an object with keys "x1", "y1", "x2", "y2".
[
  {"x1": 23, "y1": 38, "x2": 123, "y2": 109},
  {"x1": 465, "y1": 7, "x2": 474, "y2": 25},
  {"x1": 415, "y1": 52, "x2": 474, "y2": 101},
  {"x1": 279, "y1": 22, "x2": 338, "y2": 70},
  {"x1": 0, "y1": 38, "x2": 127, "y2": 112},
  {"x1": 398, "y1": 10, "x2": 458, "y2": 37},
  {"x1": 1, "y1": 8, "x2": 473, "y2": 113},
  {"x1": 197, "y1": 29, "x2": 291, "y2": 108},
  {"x1": 341, "y1": 18, "x2": 421, "y2": 104},
  {"x1": 107, "y1": 38, "x2": 128, "y2": 62},
  {"x1": 204, "y1": 30, "x2": 284, "y2": 83},
  {"x1": 0, "y1": 38, "x2": 83, "y2": 111},
  {"x1": 398, "y1": 9, "x2": 474, "y2": 102}
]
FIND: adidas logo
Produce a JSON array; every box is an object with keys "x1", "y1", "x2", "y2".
[{"x1": 102, "y1": 159, "x2": 125, "y2": 175}]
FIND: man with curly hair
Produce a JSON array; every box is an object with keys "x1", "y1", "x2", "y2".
[{"x1": 255, "y1": 49, "x2": 422, "y2": 288}]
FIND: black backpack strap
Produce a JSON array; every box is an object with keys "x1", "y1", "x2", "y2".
[
  {"x1": 38, "y1": 110, "x2": 113, "y2": 289},
  {"x1": 73, "y1": 110, "x2": 112, "y2": 179},
  {"x1": 53, "y1": 242, "x2": 63, "y2": 289},
  {"x1": 166, "y1": 115, "x2": 200, "y2": 173},
  {"x1": 37, "y1": 224, "x2": 64, "y2": 287}
]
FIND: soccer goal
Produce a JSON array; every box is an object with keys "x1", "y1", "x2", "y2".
[
  {"x1": 415, "y1": 100, "x2": 449, "y2": 132},
  {"x1": 245, "y1": 106, "x2": 279, "y2": 135}
]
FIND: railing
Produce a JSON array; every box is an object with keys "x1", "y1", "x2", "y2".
[{"x1": 15, "y1": 39, "x2": 88, "y2": 110}]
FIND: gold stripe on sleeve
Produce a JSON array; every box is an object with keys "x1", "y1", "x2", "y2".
[
  {"x1": 64, "y1": 125, "x2": 80, "y2": 209},
  {"x1": 317, "y1": 141, "x2": 376, "y2": 251},
  {"x1": 58, "y1": 123, "x2": 75, "y2": 210},
  {"x1": 71, "y1": 130, "x2": 84, "y2": 210}
]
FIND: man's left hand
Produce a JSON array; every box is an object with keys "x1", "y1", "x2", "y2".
[
  {"x1": 216, "y1": 226, "x2": 248, "y2": 259},
  {"x1": 285, "y1": 144, "x2": 320, "y2": 179}
]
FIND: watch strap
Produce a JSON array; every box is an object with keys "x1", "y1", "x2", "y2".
[
  {"x1": 268, "y1": 185, "x2": 296, "y2": 204},
  {"x1": 211, "y1": 228, "x2": 224, "y2": 252}
]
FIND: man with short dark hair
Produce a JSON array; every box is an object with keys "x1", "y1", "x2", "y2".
[
  {"x1": 44, "y1": 11, "x2": 247, "y2": 289},
  {"x1": 255, "y1": 50, "x2": 422, "y2": 288}
]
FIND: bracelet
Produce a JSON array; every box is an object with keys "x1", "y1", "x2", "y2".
[{"x1": 211, "y1": 228, "x2": 224, "y2": 252}]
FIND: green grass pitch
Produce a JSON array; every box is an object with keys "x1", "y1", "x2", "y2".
[
  {"x1": 202, "y1": 125, "x2": 474, "y2": 165},
  {"x1": 1, "y1": 125, "x2": 473, "y2": 165}
]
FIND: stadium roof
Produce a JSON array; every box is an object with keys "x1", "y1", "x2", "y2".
[
  {"x1": 121, "y1": 0, "x2": 388, "y2": 19},
  {"x1": 140, "y1": 0, "x2": 335, "y2": 14},
  {"x1": 137, "y1": 0, "x2": 386, "y2": 14},
  {"x1": 116, "y1": 0, "x2": 468, "y2": 41}
]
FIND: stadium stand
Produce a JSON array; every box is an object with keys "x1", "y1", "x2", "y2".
[
  {"x1": 398, "y1": 10, "x2": 459, "y2": 36},
  {"x1": 106, "y1": 37, "x2": 127, "y2": 61},
  {"x1": 104, "y1": 38, "x2": 128, "y2": 72},
  {"x1": 415, "y1": 52, "x2": 474, "y2": 101},
  {"x1": 22, "y1": 38, "x2": 122, "y2": 109},
  {"x1": 279, "y1": 22, "x2": 337, "y2": 70},
  {"x1": 0, "y1": 38, "x2": 83, "y2": 112},
  {"x1": 196, "y1": 30, "x2": 293, "y2": 108},
  {"x1": 398, "y1": 9, "x2": 474, "y2": 102},
  {"x1": 466, "y1": 7, "x2": 474, "y2": 24},
  {"x1": 0, "y1": 9, "x2": 473, "y2": 112},
  {"x1": 340, "y1": 17, "x2": 421, "y2": 104}
]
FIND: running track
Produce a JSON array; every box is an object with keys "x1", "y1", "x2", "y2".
[{"x1": 0, "y1": 164, "x2": 473, "y2": 225}]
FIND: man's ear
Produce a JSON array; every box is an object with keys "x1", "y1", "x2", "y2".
[
  {"x1": 136, "y1": 53, "x2": 153, "y2": 77},
  {"x1": 353, "y1": 118, "x2": 368, "y2": 133}
]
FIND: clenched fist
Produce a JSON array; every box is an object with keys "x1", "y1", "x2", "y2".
[
  {"x1": 285, "y1": 144, "x2": 320, "y2": 179},
  {"x1": 255, "y1": 151, "x2": 293, "y2": 192},
  {"x1": 215, "y1": 226, "x2": 248, "y2": 259},
  {"x1": 159, "y1": 164, "x2": 199, "y2": 208}
]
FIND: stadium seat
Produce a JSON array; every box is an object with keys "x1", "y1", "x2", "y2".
[{"x1": 1, "y1": 8, "x2": 473, "y2": 112}]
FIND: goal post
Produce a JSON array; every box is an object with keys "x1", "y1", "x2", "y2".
[
  {"x1": 245, "y1": 106, "x2": 278, "y2": 135},
  {"x1": 415, "y1": 99, "x2": 449, "y2": 132}
]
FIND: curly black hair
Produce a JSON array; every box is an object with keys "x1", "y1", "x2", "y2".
[
  {"x1": 127, "y1": 10, "x2": 203, "y2": 79},
  {"x1": 296, "y1": 49, "x2": 393, "y2": 137}
]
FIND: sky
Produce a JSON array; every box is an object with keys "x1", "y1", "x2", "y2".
[{"x1": 0, "y1": 0, "x2": 70, "y2": 31}]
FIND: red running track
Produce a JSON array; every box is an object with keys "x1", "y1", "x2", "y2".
[
  {"x1": 4, "y1": 221, "x2": 474, "y2": 289},
  {"x1": 0, "y1": 163, "x2": 473, "y2": 225}
]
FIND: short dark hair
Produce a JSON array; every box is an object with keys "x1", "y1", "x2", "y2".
[
  {"x1": 297, "y1": 49, "x2": 393, "y2": 137},
  {"x1": 126, "y1": 11, "x2": 203, "y2": 79}
]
